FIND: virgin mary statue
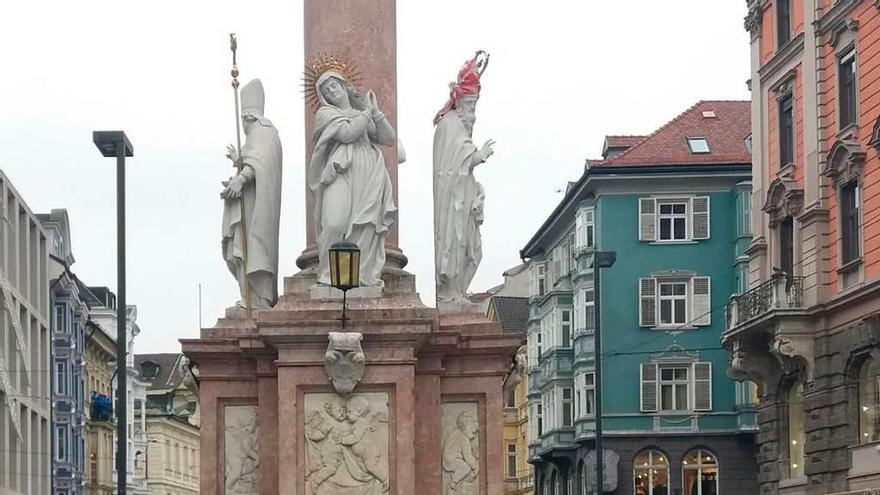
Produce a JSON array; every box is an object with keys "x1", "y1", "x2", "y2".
[{"x1": 308, "y1": 69, "x2": 397, "y2": 287}]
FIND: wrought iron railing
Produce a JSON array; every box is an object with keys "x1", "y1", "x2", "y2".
[{"x1": 726, "y1": 274, "x2": 804, "y2": 329}]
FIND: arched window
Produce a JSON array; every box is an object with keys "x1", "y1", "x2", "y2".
[
  {"x1": 634, "y1": 450, "x2": 668, "y2": 495},
  {"x1": 787, "y1": 382, "x2": 805, "y2": 478},
  {"x1": 577, "y1": 459, "x2": 585, "y2": 495},
  {"x1": 859, "y1": 356, "x2": 880, "y2": 443},
  {"x1": 682, "y1": 449, "x2": 718, "y2": 495}
]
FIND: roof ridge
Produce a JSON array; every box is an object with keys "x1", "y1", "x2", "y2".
[{"x1": 603, "y1": 100, "x2": 707, "y2": 166}]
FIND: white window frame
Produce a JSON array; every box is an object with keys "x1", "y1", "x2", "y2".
[
  {"x1": 658, "y1": 200, "x2": 690, "y2": 241},
  {"x1": 55, "y1": 359, "x2": 68, "y2": 396},
  {"x1": 641, "y1": 362, "x2": 712, "y2": 413},
  {"x1": 584, "y1": 373, "x2": 595, "y2": 418},
  {"x1": 506, "y1": 388, "x2": 517, "y2": 409},
  {"x1": 659, "y1": 365, "x2": 691, "y2": 412},
  {"x1": 530, "y1": 262, "x2": 547, "y2": 298},
  {"x1": 56, "y1": 425, "x2": 68, "y2": 462},
  {"x1": 682, "y1": 449, "x2": 719, "y2": 495},
  {"x1": 562, "y1": 387, "x2": 573, "y2": 427},
  {"x1": 561, "y1": 309, "x2": 572, "y2": 349},
  {"x1": 640, "y1": 276, "x2": 711, "y2": 328},
  {"x1": 639, "y1": 197, "x2": 710, "y2": 242},
  {"x1": 658, "y1": 281, "x2": 688, "y2": 326},
  {"x1": 506, "y1": 443, "x2": 518, "y2": 478},
  {"x1": 576, "y1": 207, "x2": 595, "y2": 250}
]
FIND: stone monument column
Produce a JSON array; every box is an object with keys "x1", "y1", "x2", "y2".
[{"x1": 297, "y1": 0, "x2": 408, "y2": 271}]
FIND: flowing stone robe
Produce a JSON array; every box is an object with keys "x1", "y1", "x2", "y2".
[
  {"x1": 222, "y1": 118, "x2": 283, "y2": 308},
  {"x1": 309, "y1": 73, "x2": 396, "y2": 287},
  {"x1": 433, "y1": 110, "x2": 484, "y2": 304}
]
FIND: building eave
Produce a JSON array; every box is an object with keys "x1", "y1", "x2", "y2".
[{"x1": 520, "y1": 162, "x2": 752, "y2": 258}]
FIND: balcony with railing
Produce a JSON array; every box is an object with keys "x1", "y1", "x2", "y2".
[{"x1": 725, "y1": 273, "x2": 804, "y2": 334}]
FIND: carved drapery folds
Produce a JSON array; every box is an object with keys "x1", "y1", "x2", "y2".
[
  {"x1": 763, "y1": 175, "x2": 804, "y2": 226},
  {"x1": 823, "y1": 139, "x2": 865, "y2": 186}
]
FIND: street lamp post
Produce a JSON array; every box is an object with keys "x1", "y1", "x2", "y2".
[
  {"x1": 92, "y1": 130, "x2": 133, "y2": 495},
  {"x1": 593, "y1": 250, "x2": 616, "y2": 495}
]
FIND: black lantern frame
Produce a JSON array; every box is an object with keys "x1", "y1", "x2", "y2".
[{"x1": 329, "y1": 240, "x2": 361, "y2": 328}]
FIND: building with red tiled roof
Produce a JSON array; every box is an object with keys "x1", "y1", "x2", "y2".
[
  {"x1": 597, "y1": 101, "x2": 751, "y2": 167},
  {"x1": 519, "y1": 100, "x2": 757, "y2": 495}
]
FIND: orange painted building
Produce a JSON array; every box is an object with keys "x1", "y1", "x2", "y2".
[{"x1": 728, "y1": 1, "x2": 880, "y2": 494}]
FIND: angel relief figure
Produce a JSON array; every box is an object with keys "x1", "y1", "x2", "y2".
[{"x1": 304, "y1": 395, "x2": 389, "y2": 495}]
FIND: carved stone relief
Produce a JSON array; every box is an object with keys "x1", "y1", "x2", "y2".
[
  {"x1": 304, "y1": 392, "x2": 390, "y2": 495},
  {"x1": 225, "y1": 405, "x2": 259, "y2": 495},
  {"x1": 442, "y1": 402, "x2": 480, "y2": 495}
]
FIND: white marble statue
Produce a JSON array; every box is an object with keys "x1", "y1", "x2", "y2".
[
  {"x1": 304, "y1": 393, "x2": 390, "y2": 494},
  {"x1": 221, "y1": 78, "x2": 283, "y2": 309},
  {"x1": 308, "y1": 65, "x2": 397, "y2": 288},
  {"x1": 433, "y1": 52, "x2": 494, "y2": 306}
]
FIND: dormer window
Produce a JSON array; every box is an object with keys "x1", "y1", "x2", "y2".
[
  {"x1": 140, "y1": 361, "x2": 160, "y2": 380},
  {"x1": 686, "y1": 138, "x2": 710, "y2": 154}
]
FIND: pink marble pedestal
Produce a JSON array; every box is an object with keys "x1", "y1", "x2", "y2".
[{"x1": 182, "y1": 270, "x2": 521, "y2": 494}]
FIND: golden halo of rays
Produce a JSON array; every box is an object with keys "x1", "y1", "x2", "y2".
[{"x1": 302, "y1": 53, "x2": 363, "y2": 110}]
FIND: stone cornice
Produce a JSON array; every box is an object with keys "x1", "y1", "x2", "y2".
[
  {"x1": 796, "y1": 203, "x2": 830, "y2": 226},
  {"x1": 758, "y1": 33, "x2": 805, "y2": 84},
  {"x1": 815, "y1": 0, "x2": 860, "y2": 35}
]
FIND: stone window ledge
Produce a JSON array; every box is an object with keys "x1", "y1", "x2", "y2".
[
  {"x1": 778, "y1": 477, "x2": 808, "y2": 489},
  {"x1": 837, "y1": 123, "x2": 859, "y2": 141},
  {"x1": 838, "y1": 257, "x2": 863, "y2": 274}
]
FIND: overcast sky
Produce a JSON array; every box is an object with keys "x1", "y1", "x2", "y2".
[{"x1": 0, "y1": 1, "x2": 750, "y2": 353}]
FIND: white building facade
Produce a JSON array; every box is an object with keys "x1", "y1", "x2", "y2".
[{"x1": 0, "y1": 169, "x2": 52, "y2": 494}]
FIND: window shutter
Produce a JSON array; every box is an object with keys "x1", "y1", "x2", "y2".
[
  {"x1": 694, "y1": 362, "x2": 712, "y2": 411},
  {"x1": 576, "y1": 209, "x2": 585, "y2": 248},
  {"x1": 639, "y1": 198, "x2": 656, "y2": 241},
  {"x1": 639, "y1": 278, "x2": 657, "y2": 327},
  {"x1": 640, "y1": 363, "x2": 658, "y2": 412},
  {"x1": 691, "y1": 276, "x2": 711, "y2": 326},
  {"x1": 585, "y1": 209, "x2": 594, "y2": 248},
  {"x1": 692, "y1": 196, "x2": 710, "y2": 240}
]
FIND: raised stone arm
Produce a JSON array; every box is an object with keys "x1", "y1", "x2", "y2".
[
  {"x1": 333, "y1": 112, "x2": 373, "y2": 144},
  {"x1": 367, "y1": 90, "x2": 395, "y2": 146}
]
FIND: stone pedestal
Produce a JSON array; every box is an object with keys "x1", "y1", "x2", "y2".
[{"x1": 182, "y1": 273, "x2": 520, "y2": 495}]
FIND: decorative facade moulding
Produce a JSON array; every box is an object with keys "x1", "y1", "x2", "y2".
[
  {"x1": 829, "y1": 18, "x2": 859, "y2": 48},
  {"x1": 822, "y1": 139, "x2": 866, "y2": 186},
  {"x1": 871, "y1": 117, "x2": 880, "y2": 151},
  {"x1": 743, "y1": 3, "x2": 762, "y2": 37},
  {"x1": 816, "y1": 0, "x2": 861, "y2": 35},
  {"x1": 726, "y1": 338, "x2": 781, "y2": 396},
  {"x1": 769, "y1": 333, "x2": 815, "y2": 385},
  {"x1": 758, "y1": 34, "x2": 804, "y2": 84},
  {"x1": 763, "y1": 176, "x2": 804, "y2": 226}
]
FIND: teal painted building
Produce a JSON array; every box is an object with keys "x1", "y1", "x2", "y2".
[{"x1": 521, "y1": 102, "x2": 758, "y2": 495}]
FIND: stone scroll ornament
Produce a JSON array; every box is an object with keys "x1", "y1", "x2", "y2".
[
  {"x1": 304, "y1": 54, "x2": 397, "y2": 289},
  {"x1": 224, "y1": 405, "x2": 260, "y2": 494},
  {"x1": 433, "y1": 51, "x2": 495, "y2": 306},
  {"x1": 324, "y1": 332, "x2": 366, "y2": 394}
]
